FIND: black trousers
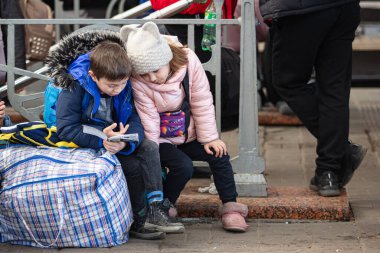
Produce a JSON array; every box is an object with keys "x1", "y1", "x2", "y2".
[
  {"x1": 270, "y1": 1, "x2": 360, "y2": 175},
  {"x1": 117, "y1": 139, "x2": 163, "y2": 217},
  {"x1": 160, "y1": 140, "x2": 237, "y2": 204}
]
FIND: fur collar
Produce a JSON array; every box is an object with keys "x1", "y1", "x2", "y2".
[{"x1": 45, "y1": 30, "x2": 124, "y2": 89}]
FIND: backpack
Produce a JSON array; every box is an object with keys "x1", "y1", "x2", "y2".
[
  {"x1": 208, "y1": 47, "x2": 240, "y2": 130},
  {"x1": 43, "y1": 80, "x2": 91, "y2": 128},
  {"x1": 0, "y1": 145, "x2": 133, "y2": 248},
  {"x1": 18, "y1": 0, "x2": 55, "y2": 61}
]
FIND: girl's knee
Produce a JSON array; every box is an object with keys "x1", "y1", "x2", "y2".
[
  {"x1": 209, "y1": 154, "x2": 230, "y2": 165},
  {"x1": 168, "y1": 157, "x2": 193, "y2": 179},
  {"x1": 183, "y1": 163, "x2": 194, "y2": 179}
]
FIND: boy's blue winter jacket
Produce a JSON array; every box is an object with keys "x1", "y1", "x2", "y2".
[{"x1": 44, "y1": 30, "x2": 144, "y2": 155}]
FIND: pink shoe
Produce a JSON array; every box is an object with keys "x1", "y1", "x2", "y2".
[
  {"x1": 219, "y1": 202, "x2": 249, "y2": 232},
  {"x1": 169, "y1": 206, "x2": 178, "y2": 218}
]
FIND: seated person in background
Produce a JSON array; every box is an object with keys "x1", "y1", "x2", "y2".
[{"x1": 45, "y1": 41, "x2": 184, "y2": 239}]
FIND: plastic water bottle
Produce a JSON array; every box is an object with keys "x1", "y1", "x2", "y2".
[{"x1": 201, "y1": 2, "x2": 216, "y2": 52}]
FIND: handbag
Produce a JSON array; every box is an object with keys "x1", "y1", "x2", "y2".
[{"x1": 159, "y1": 70, "x2": 190, "y2": 141}]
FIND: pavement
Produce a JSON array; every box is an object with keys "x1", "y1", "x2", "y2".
[{"x1": 1, "y1": 88, "x2": 380, "y2": 252}]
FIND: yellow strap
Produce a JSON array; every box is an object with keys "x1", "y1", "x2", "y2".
[
  {"x1": 54, "y1": 141, "x2": 79, "y2": 148},
  {"x1": 23, "y1": 123, "x2": 48, "y2": 131},
  {"x1": 19, "y1": 131, "x2": 46, "y2": 146},
  {"x1": 0, "y1": 133, "x2": 13, "y2": 141},
  {"x1": 45, "y1": 127, "x2": 78, "y2": 148},
  {"x1": 10, "y1": 135, "x2": 29, "y2": 145}
]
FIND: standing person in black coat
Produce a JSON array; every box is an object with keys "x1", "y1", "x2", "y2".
[{"x1": 259, "y1": 0, "x2": 367, "y2": 196}]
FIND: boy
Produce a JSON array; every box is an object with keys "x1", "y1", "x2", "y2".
[{"x1": 47, "y1": 41, "x2": 184, "y2": 239}]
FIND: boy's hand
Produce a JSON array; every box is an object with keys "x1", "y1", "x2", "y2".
[
  {"x1": 103, "y1": 122, "x2": 129, "y2": 138},
  {"x1": 102, "y1": 122, "x2": 129, "y2": 154},
  {"x1": 0, "y1": 101, "x2": 6, "y2": 120},
  {"x1": 103, "y1": 140, "x2": 126, "y2": 155},
  {"x1": 204, "y1": 139, "x2": 227, "y2": 158}
]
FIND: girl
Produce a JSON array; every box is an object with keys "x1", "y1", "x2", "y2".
[{"x1": 120, "y1": 22, "x2": 248, "y2": 232}]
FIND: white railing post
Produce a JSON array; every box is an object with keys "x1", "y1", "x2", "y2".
[{"x1": 231, "y1": 0, "x2": 267, "y2": 197}]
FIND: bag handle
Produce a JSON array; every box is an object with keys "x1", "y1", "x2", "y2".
[{"x1": 14, "y1": 191, "x2": 66, "y2": 248}]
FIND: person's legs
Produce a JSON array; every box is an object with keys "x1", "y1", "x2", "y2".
[
  {"x1": 270, "y1": 12, "x2": 329, "y2": 138},
  {"x1": 314, "y1": 1, "x2": 361, "y2": 176},
  {"x1": 178, "y1": 140, "x2": 237, "y2": 203},
  {"x1": 159, "y1": 142, "x2": 194, "y2": 205},
  {"x1": 135, "y1": 139, "x2": 185, "y2": 234},
  {"x1": 116, "y1": 152, "x2": 165, "y2": 240},
  {"x1": 270, "y1": 6, "x2": 361, "y2": 196},
  {"x1": 134, "y1": 139, "x2": 163, "y2": 202},
  {"x1": 178, "y1": 140, "x2": 247, "y2": 232}
]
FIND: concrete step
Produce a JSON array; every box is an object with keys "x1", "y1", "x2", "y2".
[{"x1": 176, "y1": 178, "x2": 351, "y2": 221}]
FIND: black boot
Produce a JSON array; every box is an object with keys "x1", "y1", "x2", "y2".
[
  {"x1": 129, "y1": 208, "x2": 166, "y2": 240},
  {"x1": 145, "y1": 201, "x2": 185, "y2": 234},
  {"x1": 309, "y1": 171, "x2": 341, "y2": 197},
  {"x1": 339, "y1": 142, "x2": 367, "y2": 187}
]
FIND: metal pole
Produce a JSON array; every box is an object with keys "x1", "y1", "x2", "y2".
[
  {"x1": 112, "y1": 1, "x2": 152, "y2": 19},
  {"x1": 73, "y1": 0, "x2": 80, "y2": 30},
  {"x1": 231, "y1": 0, "x2": 267, "y2": 197}
]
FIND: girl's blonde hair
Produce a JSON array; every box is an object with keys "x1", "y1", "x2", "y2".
[{"x1": 168, "y1": 43, "x2": 188, "y2": 72}]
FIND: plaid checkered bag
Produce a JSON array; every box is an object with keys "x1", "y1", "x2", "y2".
[{"x1": 0, "y1": 145, "x2": 133, "y2": 248}]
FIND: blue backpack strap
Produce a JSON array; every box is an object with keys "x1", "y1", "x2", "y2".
[{"x1": 43, "y1": 80, "x2": 62, "y2": 128}]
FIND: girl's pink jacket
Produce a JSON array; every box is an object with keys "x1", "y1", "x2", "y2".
[{"x1": 131, "y1": 49, "x2": 219, "y2": 145}]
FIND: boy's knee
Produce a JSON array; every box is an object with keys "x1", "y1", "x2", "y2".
[{"x1": 140, "y1": 139, "x2": 159, "y2": 153}]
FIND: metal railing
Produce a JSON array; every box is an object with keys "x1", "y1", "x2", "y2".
[{"x1": 0, "y1": 0, "x2": 267, "y2": 197}]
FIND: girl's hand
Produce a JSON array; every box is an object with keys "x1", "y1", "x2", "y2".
[
  {"x1": 204, "y1": 139, "x2": 227, "y2": 158},
  {"x1": 103, "y1": 139, "x2": 126, "y2": 155},
  {"x1": 0, "y1": 101, "x2": 6, "y2": 120}
]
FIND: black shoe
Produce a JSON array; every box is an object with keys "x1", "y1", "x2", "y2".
[
  {"x1": 129, "y1": 224, "x2": 166, "y2": 240},
  {"x1": 309, "y1": 171, "x2": 341, "y2": 197},
  {"x1": 145, "y1": 201, "x2": 185, "y2": 234},
  {"x1": 276, "y1": 101, "x2": 295, "y2": 116},
  {"x1": 340, "y1": 142, "x2": 367, "y2": 187},
  {"x1": 129, "y1": 210, "x2": 166, "y2": 240}
]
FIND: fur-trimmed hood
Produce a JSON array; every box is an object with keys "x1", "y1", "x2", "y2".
[{"x1": 45, "y1": 29, "x2": 124, "y2": 89}]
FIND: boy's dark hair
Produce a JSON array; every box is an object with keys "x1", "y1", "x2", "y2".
[{"x1": 90, "y1": 41, "x2": 132, "y2": 80}]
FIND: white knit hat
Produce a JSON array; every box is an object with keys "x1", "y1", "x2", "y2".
[{"x1": 120, "y1": 22, "x2": 173, "y2": 75}]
